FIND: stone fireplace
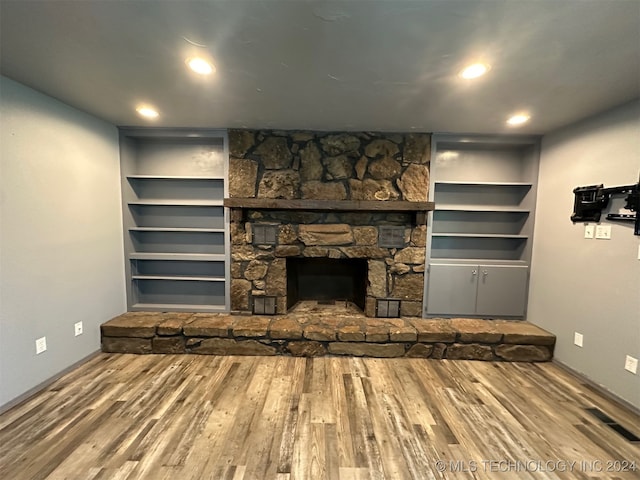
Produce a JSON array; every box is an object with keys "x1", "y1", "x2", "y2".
[
  {"x1": 226, "y1": 129, "x2": 431, "y2": 317},
  {"x1": 103, "y1": 131, "x2": 556, "y2": 361}
]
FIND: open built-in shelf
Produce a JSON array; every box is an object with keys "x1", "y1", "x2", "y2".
[{"x1": 120, "y1": 129, "x2": 229, "y2": 312}]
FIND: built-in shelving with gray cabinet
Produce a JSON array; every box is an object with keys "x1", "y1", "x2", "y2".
[
  {"x1": 424, "y1": 135, "x2": 540, "y2": 317},
  {"x1": 119, "y1": 129, "x2": 229, "y2": 312}
]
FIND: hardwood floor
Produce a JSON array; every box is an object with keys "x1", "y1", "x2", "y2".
[{"x1": 1, "y1": 354, "x2": 638, "y2": 480}]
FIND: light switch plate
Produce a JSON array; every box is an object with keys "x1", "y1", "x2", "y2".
[
  {"x1": 574, "y1": 332, "x2": 583, "y2": 347},
  {"x1": 595, "y1": 225, "x2": 611, "y2": 239},
  {"x1": 74, "y1": 321, "x2": 83, "y2": 336},
  {"x1": 584, "y1": 225, "x2": 594, "y2": 238},
  {"x1": 36, "y1": 336, "x2": 47, "y2": 354},
  {"x1": 624, "y1": 355, "x2": 638, "y2": 374}
]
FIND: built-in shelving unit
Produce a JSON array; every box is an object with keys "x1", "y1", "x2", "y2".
[
  {"x1": 120, "y1": 129, "x2": 229, "y2": 312},
  {"x1": 424, "y1": 134, "x2": 540, "y2": 317}
]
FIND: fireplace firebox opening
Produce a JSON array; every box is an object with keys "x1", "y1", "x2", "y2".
[{"x1": 286, "y1": 257, "x2": 367, "y2": 311}]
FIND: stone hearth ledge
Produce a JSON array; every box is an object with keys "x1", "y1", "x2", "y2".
[{"x1": 101, "y1": 313, "x2": 555, "y2": 361}]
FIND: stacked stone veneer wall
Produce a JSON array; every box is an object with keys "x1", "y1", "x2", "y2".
[{"x1": 228, "y1": 130, "x2": 431, "y2": 316}]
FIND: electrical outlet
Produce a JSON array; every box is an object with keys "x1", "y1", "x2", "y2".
[
  {"x1": 637, "y1": 244, "x2": 640, "y2": 260},
  {"x1": 574, "y1": 332, "x2": 584, "y2": 347},
  {"x1": 595, "y1": 225, "x2": 611, "y2": 239},
  {"x1": 584, "y1": 225, "x2": 594, "y2": 239},
  {"x1": 624, "y1": 355, "x2": 638, "y2": 374},
  {"x1": 74, "y1": 321, "x2": 83, "y2": 336},
  {"x1": 35, "y1": 337, "x2": 47, "y2": 354}
]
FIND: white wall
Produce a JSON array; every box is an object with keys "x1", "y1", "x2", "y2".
[
  {"x1": 529, "y1": 100, "x2": 640, "y2": 408},
  {"x1": 0, "y1": 76, "x2": 126, "y2": 409}
]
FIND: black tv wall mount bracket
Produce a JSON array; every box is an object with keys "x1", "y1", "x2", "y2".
[{"x1": 571, "y1": 175, "x2": 640, "y2": 236}]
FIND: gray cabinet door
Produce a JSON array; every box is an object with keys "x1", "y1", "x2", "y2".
[
  {"x1": 476, "y1": 265, "x2": 528, "y2": 316},
  {"x1": 426, "y1": 264, "x2": 478, "y2": 315}
]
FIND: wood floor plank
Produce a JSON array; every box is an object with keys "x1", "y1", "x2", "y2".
[
  {"x1": 1, "y1": 354, "x2": 638, "y2": 480},
  {"x1": 310, "y1": 358, "x2": 336, "y2": 425},
  {"x1": 342, "y1": 374, "x2": 369, "y2": 469},
  {"x1": 309, "y1": 422, "x2": 327, "y2": 479},
  {"x1": 276, "y1": 390, "x2": 302, "y2": 474},
  {"x1": 345, "y1": 374, "x2": 386, "y2": 480},
  {"x1": 324, "y1": 423, "x2": 341, "y2": 480},
  {"x1": 242, "y1": 362, "x2": 291, "y2": 479},
  {"x1": 328, "y1": 358, "x2": 356, "y2": 469},
  {"x1": 383, "y1": 359, "x2": 437, "y2": 427},
  {"x1": 184, "y1": 358, "x2": 261, "y2": 480},
  {"x1": 338, "y1": 467, "x2": 370, "y2": 480},
  {"x1": 276, "y1": 352, "x2": 310, "y2": 475},
  {"x1": 290, "y1": 393, "x2": 313, "y2": 479},
  {"x1": 358, "y1": 371, "x2": 417, "y2": 479}
]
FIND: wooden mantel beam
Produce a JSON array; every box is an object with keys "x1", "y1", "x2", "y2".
[{"x1": 223, "y1": 198, "x2": 435, "y2": 212}]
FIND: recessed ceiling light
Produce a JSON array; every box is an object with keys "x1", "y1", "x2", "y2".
[
  {"x1": 459, "y1": 63, "x2": 490, "y2": 79},
  {"x1": 186, "y1": 57, "x2": 215, "y2": 75},
  {"x1": 136, "y1": 105, "x2": 159, "y2": 119},
  {"x1": 506, "y1": 113, "x2": 531, "y2": 126}
]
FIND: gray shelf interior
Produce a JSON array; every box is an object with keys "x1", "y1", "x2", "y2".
[
  {"x1": 129, "y1": 138, "x2": 225, "y2": 177},
  {"x1": 128, "y1": 177, "x2": 224, "y2": 201},
  {"x1": 429, "y1": 136, "x2": 538, "y2": 264},
  {"x1": 433, "y1": 142, "x2": 536, "y2": 183},
  {"x1": 431, "y1": 236, "x2": 527, "y2": 260},
  {"x1": 432, "y1": 211, "x2": 530, "y2": 234},
  {"x1": 129, "y1": 205, "x2": 224, "y2": 229},
  {"x1": 131, "y1": 259, "x2": 226, "y2": 278},
  {"x1": 130, "y1": 231, "x2": 225, "y2": 254},
  {"x1": 434, "y1": 183, "x2": 531, "y2": 208},
  {"x1": 133, "y1": 279, "x2": 225, "y2": 306}
]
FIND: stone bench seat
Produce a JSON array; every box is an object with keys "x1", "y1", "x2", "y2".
[{"x1": 101, "y1": 312, "x2": 555, "y2": 361}]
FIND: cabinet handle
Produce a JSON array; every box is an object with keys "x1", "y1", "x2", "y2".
[
  {"x1": 471, "y1": 269, "x2": 477, "y2": 275},
  {"x1": 483, "y1": 270, "x2": 488, "y2": 276}
]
